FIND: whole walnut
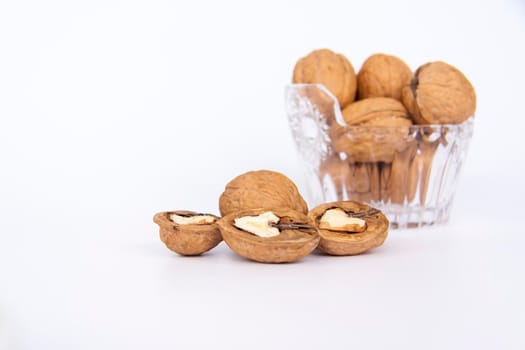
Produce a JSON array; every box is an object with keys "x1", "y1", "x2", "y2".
[
  {"x1": 219, "y1": 170, "x2": 308, "y2": 216},
  {"x1": 331, "y1": 98, "x2": 413, "y2": 163},
  {"x1": 357, "y1": 53, "x2": 412, "y2": 101},
  {"x1": 293, "y1": 48, "x2": 357, "y2": 109},
  {"x1": 402, "y1": 61, "x2": 476, "y2": 124},
  {"x1": 341, "y1": 97, "x2": 411, "y2": 126}
]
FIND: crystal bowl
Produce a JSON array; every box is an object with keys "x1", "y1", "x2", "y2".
[{"x1": 285, "y1": 84, "x2": 474, "y2": 228}]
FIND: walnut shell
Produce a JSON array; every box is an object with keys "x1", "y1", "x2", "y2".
[
  {"x1": 330, "y1": 98, "x2": 413, "y2": 162},
  {"x1": 217, "y1": 208, "x2": 320, "y2": 263},
  {"x1": 308, "y1": 201, "x2": 388, "y2": 255},
  {"x1": 292, "y1": 48, "x2": 357, "y2": 109},
  {"x1": 357, "y1": 53, "x2": 412, "y2": 101},
  {"x1": 401, "y1": 61, "x2": 476, "y2": 124},
  {"x1": 153, "y1": 211, "x2": 222, "y2": 256},
  {"x1": 341, "y1": 97, "x2": 411, "y2": 125},
  {"x1": 219, "y1": 170, "x2": 308, "y2": 216}
]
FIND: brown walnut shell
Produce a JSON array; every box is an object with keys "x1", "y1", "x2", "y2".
[
  {"x1": 330, "y1": 98, "x2": 413, "y2": 163},
  {"x1": 293, "y1": 48, "x2": 357, "y2": 109},
  {"x1": 357, "y1": 53, "x2": 412, "y2": 101},
  {"x1": 219, "y1": 170, "x2": 308, "y2": 216},
  {"x1": 341, "y1": 97, "x2": 411, "y2": 125},
  {"x1": 153, "y1": 211, "x2": 222, "y2": 256},
  {"x1": 217, "y1": 208, "x2": 320, "y2": 263},
  {"x1": 401, "y1": 61, "x2": 476, "y2": 124},
  {"x1": 308, "y1": 201, "x2": 388, "y2": 256}
]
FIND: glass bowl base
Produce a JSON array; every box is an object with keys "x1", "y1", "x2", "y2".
[{"x1": 369, "y1": 201, "x2": 453, "y2": 229}]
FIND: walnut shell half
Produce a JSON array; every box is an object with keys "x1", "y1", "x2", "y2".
[
  {"x1": 153, "y1": 211, "x2": 222, "y2": 256},
  {"x1": 219, "y1": 170, "x2": 308, "y2": 216},
  {"x1": 217, "y1": 208, "x2": 320, "y2": 263},
  {"x1": 293, "y1": 48, "x2": 357, "y2": 109},
  {"x1": 357, "y1": 53, "x2": 412, "y2": 101},
  {"x1": 402, "y1": 61, "x2": 476, "y2": 124},
  {"x1": 308, "y1": 201, "x2": 388, "y2": 255}
]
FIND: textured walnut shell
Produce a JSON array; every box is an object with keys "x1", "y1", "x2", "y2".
[
  {"x1": 341, "y1": 97, "x2": 411, "y2": 125},
  {"x1": 357, "y1": 53, "x2": 412, "y2": 101},
  {"x1": 219, "y1": 170, "x2": 308, "y2": 216},
  {"x1": 308, "y1": 201, "x2": 388, "y2": 256},
  {"x1": 217, "y1": 208, "x2": 320, "y2": 263},
  {"x1": 330, "y1": 124, "x2": 412, "y2": 163},
  {"x1": 153, "y1": 211, "x2": 222, "y2": 256},
  {"x1": 402, "y1": 61, "x2": 476, "y2": 124},
  {"x1": 293, "y1": 48, "x2": 357, "y2": 109},
  {"x1": 330, "y1": 98, "x2": 413, "y2": 162}
]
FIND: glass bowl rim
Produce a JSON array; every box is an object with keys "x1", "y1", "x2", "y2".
[{"x1": 286, "y1": 83, "x2": 475, "y2": 130}]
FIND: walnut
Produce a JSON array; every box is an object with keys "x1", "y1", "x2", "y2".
[
  {"x1": 402, "y1": 61, "x2": 476, "y2": 124},
  {"x1": 292, "y1": 48, "x2": 357, "y2": 109},
  {"x1": 341, "y1": 97, "x2": 411, "y2": 125},
  {"x1": 217, "y1": 208, "x2": 320, "y2": 263},
  {"x1": 308, "y1": 201, "x2": 388, "y2": 255},
  {"x1": 153, "y1": 210, "x2": 222, "y2": 256},
  {"x1": 330, "y1": 98, "x2": 413, "y2": 163},
  {"x1": 357, "y1": 53, "x2": 412, "y2": 101},
  {"x1": 219, "y1": 170, "x2": 308, "y2": 216}
]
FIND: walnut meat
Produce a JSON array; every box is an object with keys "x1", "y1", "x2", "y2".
[
  {"x1": 219, "y1": 170, "x2": 308, "y2": 216},
  {"x1": 153, "y1": 210, "x2": 222, "y2": 256},
  {"x1": 308, "y1": 201, "x2": 388, "y2": 256},
  {"x1": 402, "y1": 61, "x2": 476, "y2": 124},
  {"x1": 292, "y1": 48, "x2": 357, "y2": 109},
  {"x1": 357, "y1": 53, "x2": 412, "y2": 101},
  {"x1": 217, "y1": 208, "x2": 320, "y2": 263}
]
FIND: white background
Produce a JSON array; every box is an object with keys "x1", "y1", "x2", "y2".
[{"x1": 1, "y1": 0, "x2": 524, "y2": 349}]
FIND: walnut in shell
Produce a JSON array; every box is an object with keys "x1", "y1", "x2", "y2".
[
  {"x1": 153, "y1": 210, "x2": 222, "y2": 256},
  {"x1": 292, "y1": 48, "x2": 357, "y2": 109},
  {"x1": 330, "y1": 98, "x2": 413, "y2": 163},
  {"x1": 308, "y1": 201, "x2": 388, "y2": 256},
  {"x1": 217, "y1": 208, "x2": 320, "y2": 263},
  {"x1": 341, "y1": 97, "x2": 411, "y2": 126},
  {"x1": 357, "y1": 53, "x2": 412, "y2": 101},
  {"x1": 401, "y1": 61, "x2": 476, "y2": 124},
  {"x1": 219, "y1": 170, "x2": 308, "y2": 216}
]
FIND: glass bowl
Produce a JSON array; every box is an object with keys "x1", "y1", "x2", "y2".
[{"x1": 285, "y1": 84, "x2": 474, "y2": 229}]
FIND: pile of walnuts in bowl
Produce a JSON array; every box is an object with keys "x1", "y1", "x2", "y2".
[
  {"x1": 292, "y1": 49, "x2": 476, "y2": 126},
  {"x1": 153, "y1": 170, "x2": 389, "y2": 263},
  {"x1": 290, "y1": 49, "x2": 477, "y2": 211}
]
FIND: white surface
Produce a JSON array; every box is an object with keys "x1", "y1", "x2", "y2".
[{"x1": 1, "y1": 0, "x2": 524, "y2": 349}]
